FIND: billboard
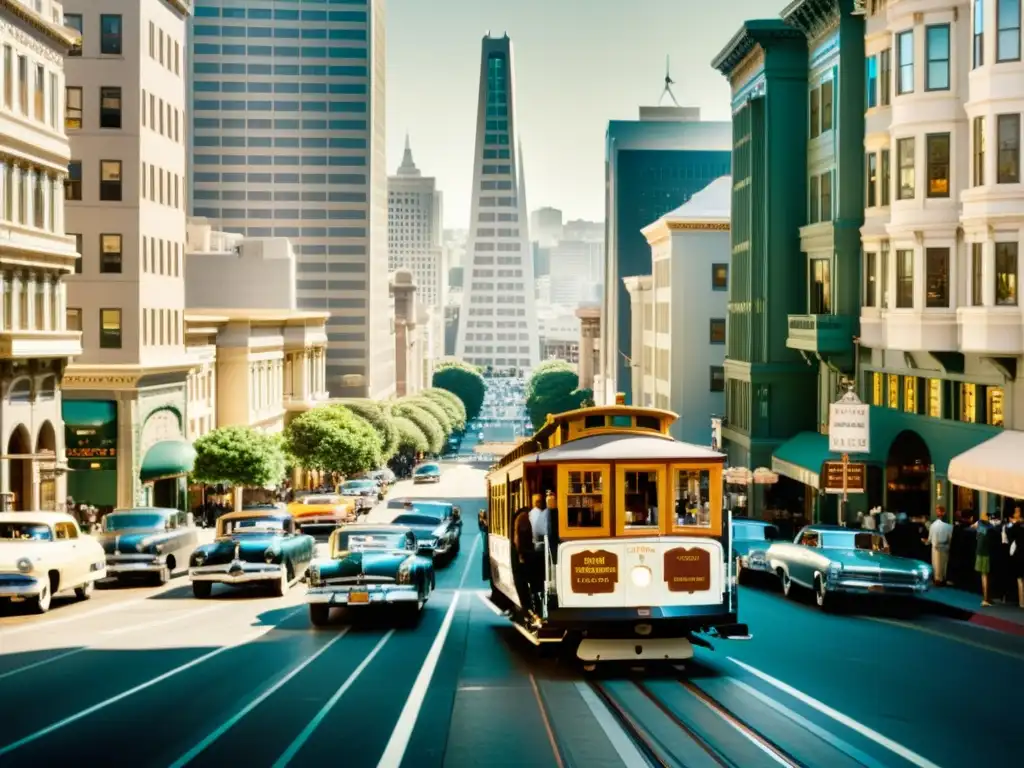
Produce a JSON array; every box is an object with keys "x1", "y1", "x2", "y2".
[{"x1": 63, "y1": 400, "x2": 118, "y2": 470}]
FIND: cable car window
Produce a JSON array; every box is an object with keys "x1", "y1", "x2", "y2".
[
  {"x1": 583, "y1": 415, "x2": 605, "y2": 429},
  {"x1": 635, "y1": 415, "x2": 660, "y2": 431},
  {"x1": 565, "y1": 469, "x2": 604, "y2": 528},
  {"x1": 672, "y1": 468, "x2": 711, "y2": 528},
  {"x1": 611, "y1": 415, "x2": 631, "y2": 427},
  {"x1": 623, "y1": 470, "x2": 659, "y2": 529}
]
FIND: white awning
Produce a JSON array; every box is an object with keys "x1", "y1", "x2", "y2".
[{"x1": 948, "y1": 430, "x2": 1024, "y2": 499}]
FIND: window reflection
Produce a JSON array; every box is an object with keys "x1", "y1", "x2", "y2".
[
  {"x1": 565, "y1": 469, "x2": 604, "y2": 528},
  {"x1": 673, "y1": 468, "x2": 711, "y2": 528},
  {"x1": 623, "y1": 471, "x2": 659, "y2": 529}
]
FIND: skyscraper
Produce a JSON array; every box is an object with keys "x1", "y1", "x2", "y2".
[
  {"x1": 189, "y1": 0, "x2": 393, "y2": 399},
  {"x1": 454, "y1": 34, "x2": 539, "y2": 371}
]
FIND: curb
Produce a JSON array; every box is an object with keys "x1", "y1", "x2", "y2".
[{"x1": 920, "y1": 597, "x2": 1024, "y2": 637}]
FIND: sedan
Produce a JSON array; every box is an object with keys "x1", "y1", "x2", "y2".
[
  {"x1": 388, "y1": 510, "x2": 461, "y2": 562},
  {"x1": 412, "y1": 463, "x2": 442, "y2": 484}
]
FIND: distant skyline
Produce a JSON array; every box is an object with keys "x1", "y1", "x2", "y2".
[{"x1": 386, "y1": 0, "x2": 772, "y2": 227}]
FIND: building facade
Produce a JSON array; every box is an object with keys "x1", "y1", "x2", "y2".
[
  {"x1": 0, "y1": 0, "x2": 80, "y2": 511},
  {"x1": 387, "y1": 136, "x2": 444, "y2": 309},
  {"x1": 189, "y1": 0, "x2": 394, "y2": 400},
  {"x1": 599, "y1": 104, "x2": 731, "y2": 405},
  {"x1": 453, "y1": 34, "x2": 539, "y2": 372},
  {"x1": 390, "y1": 269, "x2": 426, "y2": 397},
  {"x1": 575, "y1": 304, "x2": 601, "y2": 392},
  {"x1": 62, "y1": 0, "x2": 196, "y2": 512},
  {"x1": 548, "y1": 238, "x2": 603, "y2": 308},
  {"x1": 638, "y1": 176, "x2": 732, "y2": 446}
]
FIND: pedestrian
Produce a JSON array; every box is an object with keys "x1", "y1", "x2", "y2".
[
  {"x1": 512, "y1": 505, "x2": 536, "y2": 619},
  {"x1": 923, "y1": 506, "x2": 952, "y2": 586},
  {"x1": 1006, "y1": 506, "x2": 1024, "y2": 609},
  {"x1": 528, "y1": 493, "x2": 549, "y2": 609},
  {"x1": 972, "y1": 511, "x2": 996, "y2": 607}
]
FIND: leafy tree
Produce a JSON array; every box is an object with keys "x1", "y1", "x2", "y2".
[
  {"x1": 192, "y1": 426, "x2": 287, "y2": 488},
  {"x1": 401, "y1": 396, "x2": 453, "y2": 436},
  {"x1": 392, "y1": 401, "x2": 445, "y2": 454},
  {"x1": 392, "y1": 415, "x2": 429, "y2": 454},
  {"x1": 422, "y1": 387, "x2": 466, "y2": 429},
  {"x1": 526, "y1": 363, "x2": 591, "y2": 431},
  {"x1": 335, "y1": 398, "x2": 399, "y2": 459},
  {"x1": 432, "y1": 358, "x2": 486, "y2": 421},
  {"x1": 284, "y1": 405, "x2": 382, "y2": 477}
]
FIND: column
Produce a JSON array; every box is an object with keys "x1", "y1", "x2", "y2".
[
  {"x1": 10, "y1": 272, "x2": 21, "y2": 330},
  {"x1": 983, "y1": 240, "x2": 996, "y2": 307},
  {"x1": 56, "y1": 279, "x2": 67, "y2": 326},
  {"x1": 24, "y1": 169, "x2": 35, "y2": 228},
  {"x1": 53, "y1": 173, "x2": 64, "y2": 233},
  {"x1": 0, "y1": 160, "x2": 6, "y2": 219},
  {"x1": 25, "y1": 273, "x2": 36, "y2": 330},
  {"x1": 11, "y1": 165, "x2": 21, "y2": 224},
  {"x1": 0, "y1": 272, "x2": 5, "y2": 333}
]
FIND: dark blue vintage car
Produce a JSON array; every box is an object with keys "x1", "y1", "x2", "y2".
[
  {"x1": 306, "y1": 524, "x2": 435, "y2": 626},
  {"x1": 387, "y1": 504, "x2": 461, "y2": 562},
  {"x1": 187, "y1": 508, "x2": 315, "y2": 598},
  {"x1": 96, "y1": 507, "x2": 199, "y2": 585}
]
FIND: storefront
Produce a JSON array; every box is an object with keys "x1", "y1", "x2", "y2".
[
  {"x1": 137, "y1": 405, "x2": 195, "y2": 512},
  {"x1": 948, "y1": 430, "x2": 1024, "y2": 516},
  {"x1": 62, "y1": 400, "x2": 118, "y2": 508},
  {"x1": 770, "y1": 431, "x2": 868, "y2": 525}
]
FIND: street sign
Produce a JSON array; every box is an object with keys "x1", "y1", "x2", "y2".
[
  {"x1": 822, "y1": 460, "x2": 866, "y2": 494},
  {"x1": 828, "y1": 389, "x2": 870, "y2": 454}
]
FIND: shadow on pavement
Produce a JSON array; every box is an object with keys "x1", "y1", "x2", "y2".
[
  {"x1": 146, "y1": 583, "x2": 278, "y2": 601},
  {"x1": 740, "y1": 581, "x2": 964, "y2": 621}
]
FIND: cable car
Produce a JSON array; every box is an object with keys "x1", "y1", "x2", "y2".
[{"x1": 481, "y1": 396, "x2": 750, "y2": 668}]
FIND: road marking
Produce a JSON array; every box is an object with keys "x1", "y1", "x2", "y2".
[
  {"x1": 376, "y1": 592, "x2": 462, "y2": 768},
  {"x1": 101, "y1": 605, "x2": 221, "y2": 637},
  {"x1": 457, "y1": 535, "x2": 482, "y2": 589},
  {"x1": 575, "y1": 681, "x2": 650, "y2": 767},
  {"x1": 475, "y1": 591, "x2": 504, "y2": 616},
  {"x1": 0, "y1": 648, "x2": 86, "y2": 682},
  {"x1": 863, "y1": 616, "x2": 1024, "y2": 662},
  {"x1": 0, "y1": 587, "x2": 183, "y2": 638},
  {"x1": 529, "y1": 674, "x2": 564, "y2": 768},
  {"x1": 0, "y1": 606, "x2": 303, "y2": 758},
  {"x1": 727, "y1": 658, "x2": 942, "y2": 768},
  {"x1": 169, "y1": 628, "x2": 351, "y2": 767},
  {"x1": 272, "y1": 630, "x2": 393, "y2": 767}
]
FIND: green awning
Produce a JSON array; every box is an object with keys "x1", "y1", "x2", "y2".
[
  {"x1": 140, "y1": 440, "x2": 196, "y2": 483},
  {"x1": 771, "y1": 432, "x2": 842, "y2": 489}
]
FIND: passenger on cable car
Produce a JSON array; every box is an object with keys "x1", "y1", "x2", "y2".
[
  {"x1": 512, "y1": 504, "x2": 537, "y2": 617},
  {"x1": 543, "y1": 491, "x2": 560, "y2": 562}
]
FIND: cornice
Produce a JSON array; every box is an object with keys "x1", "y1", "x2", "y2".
[
  {"x1": 0, "y1": 3, "x2": 78, "y2": 53},
  {"x1": 166, "y1": 0, "x2": 194, "y2": 19},
  {"x1": 712, "y1": 19, "x2": 806, "y2": 76},
  {"x1": 667, "y1": 221, "x2": 730, "y2": 231},
  {"x1": 781, "y1": 0, "x2": 840, "y2": 39}
]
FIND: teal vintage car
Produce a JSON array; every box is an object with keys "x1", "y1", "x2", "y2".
[
  {"x1": 187, "y1": 508, "x2": 315, "y2": 598},
  {"x1": 306, "y1": 523, "x2": 435, "y2": 626}
]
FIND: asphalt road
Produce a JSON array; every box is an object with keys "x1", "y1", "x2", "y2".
[{"x1": 1, "y1": 464, "x2": 1021, "y2": 767}]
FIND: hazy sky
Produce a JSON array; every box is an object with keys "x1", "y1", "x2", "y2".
[{"x1": 386, "y1": 0, "x2": 776, "y2": 228}]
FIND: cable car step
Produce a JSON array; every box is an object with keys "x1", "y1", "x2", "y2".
[{"x1": 711, "y1": 623, "x2": 752, "y2": 640}]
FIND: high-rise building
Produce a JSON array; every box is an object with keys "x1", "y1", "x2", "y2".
[
  {"x1": 548, "y1": 239, "x2": 604, "y2": 308},
  {"x1": 530, "y1": 206, "x2": 562, "y2": 246},
  {"x1": 62, "y1": 0, "x2": 196, "y2": 510},
  {"x1": 388, "y1": 135, "x2": 444, "y2": 309},
  {"x1": 454, "y1": 34, "x2": 539, "y2": 371},
  {"x1": 189, "y1": 0, "x2": 393, "y2": 399}
]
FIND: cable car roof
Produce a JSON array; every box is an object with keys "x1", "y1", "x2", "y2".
[{"x1": 522, "y1": 433, "x2": 724, "y2": 463}]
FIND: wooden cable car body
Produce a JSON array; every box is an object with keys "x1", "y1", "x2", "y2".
[{"x1": 483, "y1": 402, "x2": 751, "y2": 665}]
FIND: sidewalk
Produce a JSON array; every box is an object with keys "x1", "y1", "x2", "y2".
[{"x1": 919, "y1": 585, "x2": 1024, "y2": 636}]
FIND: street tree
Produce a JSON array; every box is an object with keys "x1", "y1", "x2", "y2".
[
  {"x1": 526, "y1": 361, "x2": 592, "y2": 431},
  {"x1": 432, "y1": 358, "x2": 486, "y2": 421},
  {"x1": 191, "y1": 426, "x2": 287, "y2": 488},
  {"x1": 284, "y1": 405, "x2": 382, "y2": 477},
  {"x1": 401, "y1": 395, "x2": 453, "y2": 436},
  {"x1": 422, "y1": 387, "x2": 466, "y2": 429},
  {"x1": 392, "y1": 415, "x2": 429, "y2": 455},
  {"x1": 392, "y1": 401, "x2": 445, "y2": 454},
  {"x1": 335, "y1": 398, "x2": 399, "y2": 459}
]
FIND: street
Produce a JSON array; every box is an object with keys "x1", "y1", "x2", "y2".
[{"x1": 1, "y1": 464, "x2": 1021, "y2": 767}]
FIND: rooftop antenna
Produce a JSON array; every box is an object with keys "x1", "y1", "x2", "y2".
[{"x1": 660, "y1": 55, "x2": 680, "y2": 107}]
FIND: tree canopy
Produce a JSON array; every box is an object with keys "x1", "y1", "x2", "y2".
[
  {"x1": 192, "y1": 426, "x2": 287, "y2": 488},
  {"x1": 392, "y1": 415, "x2": 429, "y2": 454},
  {"x1": 391, "y1": 401, "x2": 445, "y2": 454},
  {"x1": 401, "y1": 395, "x2": 453, "y2": 436},
  {"x1": 526, "y1": 362, "x2": 593, "y2": 431},
  {"x1": 432, "y1": 359, "x2": 486, "y2": 421},
  {"x1": 422, "y1": 387, "x2": 466, "y2": 430},
  {"x1": 335, "y1": 398, "x2": 399, "y2": 459},
  {"x1": 284, "y1": 405, "x2": 382, "y2": 477}
]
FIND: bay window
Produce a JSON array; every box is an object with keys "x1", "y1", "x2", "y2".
[
  {"x1": 896, "y1": 249, "x2": 914, "y2": 308},
  {"x1": 996, "y1": 242, "x2": 1019, "y2": 305},
  {"x1": 926, "y1": 133, "x2": 950, "y2": 197},
  {"x1": 925, "y1": 25, "x2": 951, "y2": 90},
  {"x1": 897, "y1": 31, "x2": 914, "y2": 94},
  {"x1": 925, "y1": 248, "x2": 950, "y2": 307},
  {"x1": 997, "y1": 0, "x2": 1022, "y2": 62},
  {"x1": 897, "y1": 137, "x2": 915, "y2": 199}
]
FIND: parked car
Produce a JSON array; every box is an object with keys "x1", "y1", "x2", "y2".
[
  {"x1": 765, "y1": 525, "x2": 932, "y2": 609},
  {"x1": 731, "y1": 517, "x2": 781, "y2": 584},
  {"x1": 0, "y1": 512, "x2": 106, "y2": 613},
  {"x1": 306, "y1": 523, "x2": 435, "y2": 626},
  {"x1": 412, "y1": 463, "x2": 442, "y2": 484},
  {"x1": 96, "y1": 507, "x2": 199, "y2": 585},
  {"x1": 188, "y1": 508, "x2": 315, "y2": 598},
  {"x1": 339, "y1": 479, "x2": 382, "y2": 512},
  {"x1": 388, "y1": 505, "x2": 461, "y2": 562},
  {"x1": 287, "y1": 494, "x2": 356, "y2": 536}
]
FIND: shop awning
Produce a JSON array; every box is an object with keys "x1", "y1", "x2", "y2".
[
  {"x1": 948, "y1": 430, "x2": 1024, "y2": 499},
  {"x1": 140, "y1": 440, "x2": 196, "y2": 483},
  {"x1": 771, "y1": 431, "x2": 842, "y2": 489}
]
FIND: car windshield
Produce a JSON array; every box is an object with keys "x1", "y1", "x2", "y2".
[
  {"x1": 741, "y1": 524, "x2": 779, "y2": 541},
  {"x1": 821, "y1": 531, "x2": 888, "y2": 551},
  {"x1": 338, "y1": 531, "x2": 408, "y2": 552},
  {"x1": 341, "y1": 481, "x2": 374, "y2": 492},
  {"x1": 222, "y1": 517, "x2": 287, "y2": 535},
  {"x1": 414, "y1": 465, "x2": 439, "y2": 474},
  {"x1": 104, "y1": 513, "x2": 166, "y2": 531},
  {"x1": 391, "y1": 513, "x2": 442, "y2": 527},
  {"x1": 300, "y1": 495, "x2": 342, "y2": 505},
  {"x1": 0, "y1": 522, "x2": 54, "y2": 541}
]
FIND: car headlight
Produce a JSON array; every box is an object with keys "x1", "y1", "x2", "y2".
[
  {"x1": 828, "y1": 562, "x2": 842, "y2": 578},
  {"x1": 16, "y1": 557, "x2": 33, "y2": 574},
  {"x1": 194, "y1": 552, "x2": 206, "y2": 567},
  {"x1": 630, "y1": 565, "x2": 652, "y2": 588},
  {"x1": 397, "y1": 564, "x2": 412, "y2": 584},
  {"x1": 264, "y1": 548, "x2": 279, "y2": 564},
  {"x1": 916, "y1": 565, "x2": 931, "y2": 582}
]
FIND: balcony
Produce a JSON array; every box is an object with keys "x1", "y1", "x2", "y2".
[
  {"x1": 958, "y1": 307, "x2": 1024, "y2": 355},
  {"x1": 786, "y1": 314, "x2": 855, "y2": 356},
  {"x1": 0, "y1": 330, "x2": 82, "y2": 359}
]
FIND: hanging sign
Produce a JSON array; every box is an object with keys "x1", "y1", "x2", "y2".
[{"x1": 828, "y1": 390, "x2": 870, "y2": 454}]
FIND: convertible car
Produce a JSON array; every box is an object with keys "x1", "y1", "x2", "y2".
[
  {"x1": 187, "y1": 508, "x2": 316, "y2": 598},
  {"x1": 96, "y1": 507, "x2": 199, "y2": 585},
  {"x1": 766, "y1": 524, "x2": 932, "y2": 609},
  {"x1": 339, "y1": 479, "x2": 382, "y2": 512},
  {"x1": 306, "y1": 523, "x2": 435, "y2": 625},
  {"x1": 287, "y1": 494, "x2": 356, "y2": 535},
  {"x1": 388, "y1": 504, "x2": 461, "y2": 562},
  {"x1": 0, "y1": 512, "x2": 106, "y2": 613}
]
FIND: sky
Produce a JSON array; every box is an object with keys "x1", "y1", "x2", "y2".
[{"x1": 385, "y1": 0, "x2": 777, "y2": 228}]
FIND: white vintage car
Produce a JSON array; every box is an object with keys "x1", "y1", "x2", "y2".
[{"x1": 0, "y1": 511, "x2": 107, "y2": 613}]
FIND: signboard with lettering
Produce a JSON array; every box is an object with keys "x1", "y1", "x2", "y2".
[
  {"x1": 663, "y1": 547, "x2": 712, "y2": 593},
  {"x1": 569, "y1": 549, "x2": 619, "y2": 594},
  {"x1": 828, "y1": 398, "x2": 870, "y2": 453},
  {"x1": 62, "y1": 400, "x2": 118, "y2": 470},
  {"x1": 822, "y1": 461, "x2": 866, "y2": 494}
]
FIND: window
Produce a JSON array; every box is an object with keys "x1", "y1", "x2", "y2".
[
  {"x1": 809, "y1": 174, "x2": 819, "y2": 224},
  {"x1": 32, "y1": 171, "x2": 43, "y2": 228},
  {"x1": 65, "y1": 86, "x2": 82, "y2": 129},
  {"x1": 712, "y1": 264, "x2": 728, "y2": 290},
  {"x1": 925, "y1": 248, "x2": 950, "y2": 307},
  {"x1": 65, "y1": 14, "x2": 83, "y2": 56},
  {"x1": 66, "y1": 308, "x2": 82, "y2": 331},
  {"x1": 34, "y1": 64, "x2": 44, "y2": 120},
  {"x1": 71, "y1": 233, "x2": 82, "y2": 274},
  {"x1": 996, "y1": 242, "x2": 1019, "y2": 305},
  {"x1": 971, "y1": 243, "x2": 984, "y2": 306},
  {"x1": 710, "y1": 366, "x2": 725, "y2": 392},
  {"x1": 997, "y1": 0, "x2": 1022, "y2": 62},
  {"x1": 975, "y1": 0, "x2": 985, "y2": 67},
  {"x1": 961, "y1": 383, "x2": 977, "y2": 423},
  {"x1": 672, "y1": 468, "x2": 714, "y2": 532},
  {"x1": 997, "y1": 114, "x2": 1021, "y2": 183},
  {"x1": 620, "y1": 469, "x2": 661, "y2": 530},
  {"x1": 925, "y1": 25, "x2": 951, "y2": 90},
  {"x1": 810, "y1": 258, "x2": 832, "y2": 314},
  {"x1": 926, "y1": 133, "x2": 951, "y2": 197},
  {"x1": 2, "y1": 45, "x2": 10, "y2": 107},
  {"x1": 866, "y1": 55, "x2": 878, "y2": 108},
  {"x1": 888, "y1": 374, "x2": 900, "y2": 409},
  {"x1": 65, "y1": 161, "x2": 82, "y2": 200},
  {"x1": 880, "y1": 48, "x2": 892, "y2": 106},
  {"x1": 896, "y1": 249, "x2": 914, "y2": 308},
  {"x1": 17, "y1": 55, "x2": 27, "y2": 113},
  {"x1": 973, "y1": 116, "x2": 986, "y2": 186},
  {"x1": 100, "y1": 160, "x2": 122, "y2": 201},
  {"x1": 928, "y1": 379, "x2": 943, "y2": 418},
  {"x1": 866, "y1": 153, "x2": 878, "y2": 207},
  {"x1": 904, "y1": 376, "x2": 919, "y2": 414},
  {"x1": 809, "y1": 88, "x2": 820, "y2": 138},
  {"x1": 100, "y1": 234, "x2": 122, "y2": 274},
  {"x1": 881, "y1": 148, "x2": 891, "y2": 205},
  {"x1": 872, "y1": 372, "x2": 883, "y2": 406},
  {"x1": 99, "y1": 308, "x2": 122, "y2": 349},
  {"x1": 898, "y1": 137, "x2": 915, "y2": 199},
  {"x1": 100, "y1": 87, "x2": 122, "y2": 129},
  {"x1": 561, "y1": 467, "x2": 608, "y2": 534},
  {"x1": 709, "y1": 319, "x2": 726, "y2": 344},
  {"x1": 865, "y1": 252, "x2": 877, "y2": 306},
  {"x1": 820, "y1": 171, "x2": 833, "y2": 222},
  {"x1": 897, "y1": 31, "x2": 914, "y2": 94},
  {"x1": 821, "y1": 80, "x2": 833, "y2": 132},
  {"x1": 100, "y1": 15, "x2": 123, "y2": 55},
  {"x1": 880, "y1": 240, "x2": 890, "y2": 307}
]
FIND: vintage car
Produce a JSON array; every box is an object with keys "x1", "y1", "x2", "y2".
[
  {"x1": 286, "y1": 494, "x2": 356, "y2": 535},
  {"x1": 96, "y1": 507, "x2": 199, "y2": 585},
  {"x1": 732, "y1": 517, "x2": 781, "y2": 584},
  {"x1": 306, "y1": 523, "x2": 435, "y2": 626},
  {"x1": 412, "y1": 463, "x2": 442, "y2": 484},
  {"x1": 766, "y1": 524, "x2": 932, "y2": 609},
  {"x1": 388, "y1": 504, "x2": 461, "y2": 561},
  {"x1": 187, "y1": 508, "x2": 316, "y2": 598},
  {"x1": 339, "y1": 479, "x2": 382, "y2": 512},
  {"x1": 0, "y1": 512, "x2": 106, "y2": 613}
]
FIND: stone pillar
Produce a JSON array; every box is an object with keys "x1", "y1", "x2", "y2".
[
  {"x1": 25, "y1": 273, "x2": 36, "y2": 330},
  {"x1": 53, "y1": 173, "x2": 64, "y2": 233},
  {"x1": 11, "y1": 272, "x2": 22, "y2": 330},
  {"x1": 11, "y1": 165, "x2": 21, "y2": 224}
]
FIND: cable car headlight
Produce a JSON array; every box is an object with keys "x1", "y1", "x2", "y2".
[{"x1": 630, "y1": 565, "x2": 652, "y2": 588}]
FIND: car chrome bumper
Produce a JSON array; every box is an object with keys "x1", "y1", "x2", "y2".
[
  {"x1": 190, "y1": 561, "x2": 284, "y2": 584},
  {"x1": 413, "y1": 477, "x2": 440, "y2": 484},
  {"x1": 296, "y1": 517, "x2": 348, "y2": 529},
  {"x1": 829, "y1": 578, "x2": 930, "y2": 595},
  {"x1": 0, "y1": 573, "x2": 44, "y2": 598},
  {"x1": 307, "y1": 584, "x2": 420, "y2": 605},
  {"x1": 738, "y1": 555, "x2": 772, "y2": 573},
  {"x1": 107, "y1": 555, "x2": 167, "y2": 574}
]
